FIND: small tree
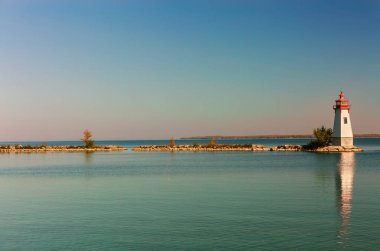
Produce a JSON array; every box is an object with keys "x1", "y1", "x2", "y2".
[
  {"x1": 169, "y1": 136, "x2": 176, "y2": 147},
  {"x1": 313, "y1": 126, "x2": 333, "y2": 145},
  {"x1": 82, "y1": 129, "x2": 95, "y2": 148},
  {"x1": 207, "y1": 138, "x2": 218, "y2": 147},
  {"x1": 304, "y1": 125, "x2": 333, "y2": 150}
]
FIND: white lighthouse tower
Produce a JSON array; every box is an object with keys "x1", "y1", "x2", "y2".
[{"x1": 332, "y1": 92, "x2": 354, "y2": 146}]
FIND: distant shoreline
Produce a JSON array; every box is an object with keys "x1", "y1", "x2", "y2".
[{"x1": 180, "y1": 134, "x2": 380, "y2": 140}]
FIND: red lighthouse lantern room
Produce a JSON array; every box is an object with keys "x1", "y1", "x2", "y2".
[{"x1": 333, "y1": 91, "x2": 351, "y2": 112}]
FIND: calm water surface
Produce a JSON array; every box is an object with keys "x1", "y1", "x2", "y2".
[{"x1": 0, "y1": 139, "x2": 380, "y2": 250}]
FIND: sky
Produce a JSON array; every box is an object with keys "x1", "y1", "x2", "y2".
[{"x1": 0, "y1": 0, "x2": 379, "y2": 140}]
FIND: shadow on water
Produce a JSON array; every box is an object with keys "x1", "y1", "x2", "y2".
[{"x1": 335, "y1": 152, "x2": 356, "y2": 248}]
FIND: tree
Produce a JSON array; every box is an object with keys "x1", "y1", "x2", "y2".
[
  {"x1": 82, "y1": 129, "x2": 95, "y2": 148},
  {"x1": 303, "y1": 126, "x2": 333, "y2": 150},
  {"x1": 313, "y1": 126, "x2": 333, "y2": 145},
  {"x1": 169, "y1": 136, "x2": 176, "y2": 147},
  {"x1": 207, "y1": 138, "x2": 218, "y2": 147}
]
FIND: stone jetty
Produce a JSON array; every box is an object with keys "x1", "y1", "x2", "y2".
[
  {"x1": 133, "y1": 144, "x2": 270, "y2": 152},
  {"x1": 132, "y1": 144, "x2": 363, "y2": 153},
  {"x1": 0, "y1": 145, "x2": 127, "y2": 153},
  {"x1": 270, "y1": 145, "x2": 303, "y2": 151},
  {"x1": 310, "y1": 145, "x2": 363, "y2": 153}
]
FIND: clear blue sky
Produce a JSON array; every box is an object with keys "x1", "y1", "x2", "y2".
[{"x1": 0, "y1": 0, "x2": 379, "y2": 140}]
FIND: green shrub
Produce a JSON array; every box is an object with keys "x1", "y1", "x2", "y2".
[
  {"x1": 303, "y1": 126, "x2": 333, "y2": 150},
  {"x1": 303, "y1": 140, "x2": 326, "y2": 150},
  {"x1": 313, "y1": 126, "x2": 333, "y2": 145}
]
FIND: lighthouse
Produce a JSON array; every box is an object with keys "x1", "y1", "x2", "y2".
[{"x1": 332, "y1": 92, "x2": 354, "y2": 146}]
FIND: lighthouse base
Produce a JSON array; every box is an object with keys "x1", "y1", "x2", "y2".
[{"x1": 331, "y1": 137, "x2": 353, "y2": 147}]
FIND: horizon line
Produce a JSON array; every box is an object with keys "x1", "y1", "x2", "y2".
[{"x1": 0, "y1": 133, "x2": 380, "y2": 142}]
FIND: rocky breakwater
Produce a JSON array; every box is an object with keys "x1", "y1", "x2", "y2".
[
  {"x1": 312, "y1": 145, "x2": 364, "y2": 153},
  {"x1": 270, "y1": 145, "x2": 303, "y2": 151},
  {"x1": 0, "y1": 145, "x2": 128, "y2": 153},
  {"x1": 133, "y1": 143, "x2": 364, "y2": 153},
  {"x1": 132, "y1": 144, "x2": 305, "y2": 152},
  {"x1": 133, "y1": 144, "x2": 271, "y2": 152}
]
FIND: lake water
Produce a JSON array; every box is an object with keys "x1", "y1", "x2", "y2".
[{"x1": 0, "y1": 139, "x2": 380, "y2": 250}]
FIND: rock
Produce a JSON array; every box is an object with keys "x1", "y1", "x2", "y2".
[
  {"x1": 313, "y1": 145, "x2": 363, "y2": 152},
  {"x1": 252, "y1": 144, "x2": 270, "y2": 151},
  {"x1": 271, "y1": 145, "x2": 302, "y2": 151}
]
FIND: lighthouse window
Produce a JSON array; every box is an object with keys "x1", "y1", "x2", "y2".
[{"x1": 344, "y1": 117, "x2": 348, "y2": 124}]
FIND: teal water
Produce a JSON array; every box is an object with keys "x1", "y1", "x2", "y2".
[{"x1": 1, "y1": 139, "x2": 380, "y2": 250}]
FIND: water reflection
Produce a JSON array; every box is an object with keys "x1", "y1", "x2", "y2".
[
  {"x1": 336, "y1": 153, "x2": 356, "y2": 246},
  {"x1": 84, "y1": 152, "x2": 94, "y2": 165}
]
